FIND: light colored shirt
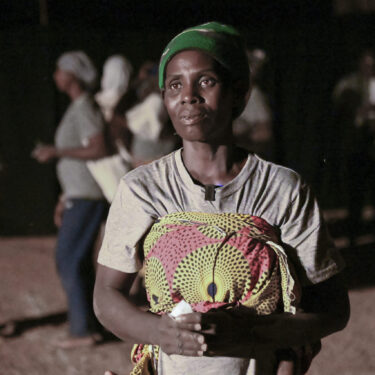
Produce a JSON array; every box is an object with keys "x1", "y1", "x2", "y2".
[
  {"x1": 55, "y1": 94, "x2": 104, "y2": 199},
  {"x1": 99, "y1": 149, "x2": 343, "y2": 286},
  {"x1": 98, "y1": 148, "x2": 344, "y2": 375}
]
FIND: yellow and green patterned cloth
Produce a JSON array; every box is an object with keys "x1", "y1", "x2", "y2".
[
  {"x1": 130, "y1": 212, "x2": 300, "y2": 374},
  {"x1": 144, "y1": 212, "x2": 299, "y2": 315}
]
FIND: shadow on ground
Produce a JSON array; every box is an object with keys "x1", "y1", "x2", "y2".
[
  {"x1": 0, "y1": 310, "x2": 124, "y2": 346},
  {"x1": 0, "y1": 311, "x2": 67, "y2": 338}
]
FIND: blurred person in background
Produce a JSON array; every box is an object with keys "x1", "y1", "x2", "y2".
[
  {"x1": 89, "y1": 55, "x2": 137, "y2": 203},
  {"x1": 96, "y1": 55, "x2": 134, "y2": 126},
  {"x1": 233, "y1": 48, "x2": 275, "y2": 161},
  {"x1": 32, "y1": 51, "x2": 108, "y2": 348},
  {"x1": 125, "y1": 60, "x2": 179, "y2": 167},
  {"x1": 332, "y1": 49, "x2": 375, "y2": 244}
]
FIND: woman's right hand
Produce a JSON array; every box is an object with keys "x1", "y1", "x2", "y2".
[
  {"x1": 156, "y1": 314, "x2": 207, "y2": 356},
  {"x1": 53, "y1": 198, "x2": 65, "y2": 228},
  {"x1": 31, "y1": 144, "x2": 58, "y2": 163}
]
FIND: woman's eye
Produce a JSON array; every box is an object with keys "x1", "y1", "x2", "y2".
[
  {"x1": 169, "y1": 82, "x2": 181, "y2": 90},
  {"x1": 200, "y1": 78, "x2": 216, "y2": 87}
]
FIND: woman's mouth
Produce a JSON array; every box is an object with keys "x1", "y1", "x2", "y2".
[{"x1": 180, "y1": 112, "x2": 206, "y2": 125}]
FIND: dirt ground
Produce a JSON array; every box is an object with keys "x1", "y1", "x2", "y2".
[{"x1": 1, "y1": 228, "x2": 375, "y2": 375}]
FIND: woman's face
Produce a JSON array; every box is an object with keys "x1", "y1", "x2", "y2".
[
  {"x1": 53, "y1": 68, "x2": 76, "y2": 92},
  {"x1": 163, "y1": 50, "x2": 235, "y2": 144}
]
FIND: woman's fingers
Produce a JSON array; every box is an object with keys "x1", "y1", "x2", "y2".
[
  {"x1": 175, "y1": 312, "x2": 202, "y2": 323},
  {"x1": 159, "y1": 321, "x2": 207, "y2": 356},
  {"x1": 175, "y1": 312, "x2": 202, "y2": 331},
  {"x1": 179, "y1": 330, "x2": 206, "y2": 349},
  {"x1": 173, "y1": 329, "x2": 206, "y2": 355},
  {"x1": 176, "y1": 322, "x2": 202, "y2": 331}
]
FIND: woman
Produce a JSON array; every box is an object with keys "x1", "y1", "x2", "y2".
[
  {"x1": 32, "y1": 51, "x2": 108, "y2": 348},
  {"x1": 96, "y1": 54, "x2": 134, "y2": 124},
  {"x1": 95, "y1": 54, "x2": 136, "y2": 156},
  {"x1": 87, "y1": 54, "x2": 136, "y2": 203},
  {"x1": 125, "y1": 60, "x2": 178, "y2": 168},
  {"x1": 94, "y1": 23, "x2": 349, "y2": 374}
]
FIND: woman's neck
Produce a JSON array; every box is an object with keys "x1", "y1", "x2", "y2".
[
  {"x1": 181, "y1": 142, "x2": 247, "y2": 186},
  {"x1": 67, "y1": 82, "x2": 86, "y2": 101}
]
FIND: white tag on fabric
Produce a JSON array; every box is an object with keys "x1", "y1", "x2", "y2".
[{"x1": 169, "y1": 300, "x2": 193, "y2": 319}]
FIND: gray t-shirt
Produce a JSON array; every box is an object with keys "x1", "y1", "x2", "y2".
[
  {"x1": 99, "y1": 148, "x2": 343, "y2": 285},
  {"x1": 55, "y1": 94, "x2": 104, "y2": 199},
  {"x1": 98, "y1": 148, "x2": 344, "y2": 375}
]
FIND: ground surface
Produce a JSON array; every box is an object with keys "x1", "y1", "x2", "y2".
[{"x1": 1, "y1": 230, "x2": 375, "y2": 375}]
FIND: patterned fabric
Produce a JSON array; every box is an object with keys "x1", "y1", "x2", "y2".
[
  {"x1": 144, "y1": 212, "x2": 299, "y2": 315},
  {"x1": 130, "y1": 212, "x2": 300, "y2": 375},
  {"x1": 131, "y1": 344, "x2": 159, "y2": 375}
]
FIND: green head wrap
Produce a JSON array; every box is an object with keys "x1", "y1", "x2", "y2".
[{"x1": 158, "y1": 21, "x2": 250, "y2": 95}]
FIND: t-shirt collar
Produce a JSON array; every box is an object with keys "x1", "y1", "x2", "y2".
[{"x1": 173, "y1": 148, "x2": 257, "y2": 198}]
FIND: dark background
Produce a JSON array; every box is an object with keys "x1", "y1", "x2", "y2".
[{"x1": 1, "y1": 0, "x2": 374, "y2": 235}]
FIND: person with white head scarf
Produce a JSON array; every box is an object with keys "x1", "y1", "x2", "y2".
[
  {"x1": 96, "y1": 55, "x2": 133, "y2": 122},
  {"x1": 84, "y1": 55, "x2": 138, "y2": 203},
  {"x1": 57, "y1": 50, "x2": 98, "y2": 91},
  {"x1": 32, "y1": 50, "x2": 108, "y2": 348}
]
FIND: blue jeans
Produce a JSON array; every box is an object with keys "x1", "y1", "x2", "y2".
[{"x1": 56, "y1": 198, "x2": 107, "y2": 336}]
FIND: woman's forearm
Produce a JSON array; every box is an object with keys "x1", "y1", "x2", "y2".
[
  {"x1": 94, "y1": 266, "x2": 207, "y2": 356},
  {"x1": 32, "y1": 133, "x2": 107, "y2": 163},
  {"x1": 56, "y1": 144, "x2": 106, "y2": 160},
  {"x1": 250, "y1": 308, "x2": 347, "y2": 350},
  {"x1": 179, "y1": 274, "x2": 350, "y2": 357},
  {"x1": 196, "y1": 305, "x2": 348, "y2": 358},
  {"x1": 58, "y1": 133, "x2": 107, "y2": 160},
  {"x1": 245, "y1": 274, "x2": 350, "y2": 350},
  {"x1": 94, "y1": 282, "x2": 159, "y2": 344}
]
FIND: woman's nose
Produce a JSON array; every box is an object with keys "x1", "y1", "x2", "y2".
[{"x1": 181, "y1": 83, "x2": 199, "y2": 104}]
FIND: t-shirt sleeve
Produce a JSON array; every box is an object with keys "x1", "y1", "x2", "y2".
[
  {"x1": 279, "y1": 181, "x2": 345, "y2": 286},
  {"x1": 97, "y1": 177, "x2": 155, "y2": 273},
  {"x1": 76, "y1": 100, "x2": 105, "y2": 142}
]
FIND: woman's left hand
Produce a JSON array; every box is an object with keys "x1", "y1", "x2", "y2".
[{"x1": 175, "y1": 309, "x2": 254, "y2": 356}]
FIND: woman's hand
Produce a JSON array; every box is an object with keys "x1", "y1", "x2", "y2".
[
  {"x1": 156, "y1": 314, "x2": 206, "y2": 356},
  {"x1": 175, "y1": 274, "x2": 349, "y2": 357},
  {"x1": 175, "y1": 309, "x2": 254, "y2": 357},
  {"x1": 31, "y1": 145, "x2": 58, "y2": 163},
  {"x1": 53, "y1": 197, "x2": 65, "y2": 228}
]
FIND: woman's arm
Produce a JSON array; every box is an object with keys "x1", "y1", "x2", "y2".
[
  {"x1": 53, "y1": 195, "x2": 65, "y2": 228},
  {"x1": 32, "y1": 133, "x2": 107, "y2": 163},
  {"x1": 176, "y1": 273, "x2": 350, "y2": 357},
  {"x1": 93, "y1": 264, "x2": 207, "y2": 356},
  {"x1": 250, "y1": 273, "x2": 349, "y2": 348}
]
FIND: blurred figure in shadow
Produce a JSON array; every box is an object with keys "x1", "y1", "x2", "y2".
[
  {"x1": 32, "y1": 51, "x2": 108, "y2": 348},
  {"x1": 89, "y1": 55, "x2": 138, "y2": 203},
  {"x1": 333, "y1": 49, "x2": 375, "y2": 243},
  {"x1": 95, "y1": 58, "x2": 177, "y2": 175},
  {"x1": 126, "y1": 60, "x2": 179, "y2": 167},
  {"x1": 96, "y1": 55, "x2": 134, "y2": 126},
  {"x1": 233, "y1": 49, "x2": 275, "y2": 161}
]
